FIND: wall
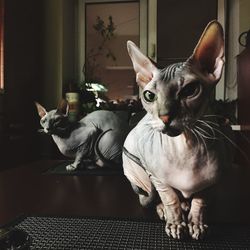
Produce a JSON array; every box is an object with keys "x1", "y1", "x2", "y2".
[
  {"x1": 41, "y1": 0, "x2": 76, "y2": 109},
  {"x1": 157, "y1": 0, "x2": 218, "y2": 67},
  {"x1": 226, "y1": 0, "x2": 250, "y2": 100},
  {"x1": 6, "y1": 1, "x2": 248, "y2": 115},
  {"x1": 1, "y1": 0, "x2": 78, "y2": 165},
  {"x1": 41, "y1": 0, "x2": 63, "y2": 109},
  {"x1": 3, "y1": 0, "x2": 43, "y2": 166}
]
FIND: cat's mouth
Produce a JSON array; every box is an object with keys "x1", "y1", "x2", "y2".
[
  {"x1": 38, "y1": 127, "x2": 55, "y2": 135},
  {"x1": 162, "y1": 125, "x2": 182, "y2": 137},
  {"x1": 158, "y1": 115, "x2": 182, "y2": 137}
]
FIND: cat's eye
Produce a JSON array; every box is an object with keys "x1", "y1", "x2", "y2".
[
  {"x1": 42, "y1": 118, "x2": 47, "y2": 123},
  {"x1": 179, "y1": 81, "x2": 200, "y2": 99},
  {"x1": 143, "y1": 90, "x2": 157, "y2": 102}
]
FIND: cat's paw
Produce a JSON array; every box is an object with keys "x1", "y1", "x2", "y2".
[
  {"x1": 165, "y1": 221, "x2": 187, "y2": 240},
  {"x1": 157, "y1": 202, "x2": 187, "y2": 239},
  {"x1": 156, "y1": 203, "x2": 166, "y2": 220},
  {"x1": 188, "y1": 222, "x2": 208, "y2": 240},
  {"x1": 66, "y1": 164, "x2": 77, "y2": 171}
]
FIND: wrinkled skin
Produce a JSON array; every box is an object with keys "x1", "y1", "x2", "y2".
[
  {"x1": 36, "y1": 103, "x2": 129, "y2": 171},
  {"x1": 123, "y1": 21, "x2": 234, "y2": 240}
]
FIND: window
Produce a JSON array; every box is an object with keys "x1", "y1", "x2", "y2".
[
  {"x1": 78, "y1": 0, "x2": 148, "y2": 101},
  {"x1": 85, "y1": 1, "x2": 140, "y2": 100}
]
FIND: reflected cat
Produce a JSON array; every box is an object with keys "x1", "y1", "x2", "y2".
[{"x1": 36, "y1": 100, "x2": 129, "y2": 171}]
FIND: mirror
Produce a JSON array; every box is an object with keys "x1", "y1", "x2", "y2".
[{"x1": 85, "y1": 1, "x2": 140, "y2": 102}]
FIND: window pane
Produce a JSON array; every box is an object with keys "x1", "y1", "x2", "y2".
[{"x1": 85, "y1": 1, "x2": 139, "y2": 101}]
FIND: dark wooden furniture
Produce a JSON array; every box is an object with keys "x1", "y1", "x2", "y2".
[
  {"x1": 0, "y1": 160, "x2": 150, "y2": 227},
  {"x1": 0, "y1": 158, "x2": 250, "y2": 228}
]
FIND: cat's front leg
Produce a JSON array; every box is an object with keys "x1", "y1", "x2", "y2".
[
  {"x1": 157, "y1": 188, "x2": 187, "y2": 239},
  {"x1": 66, "y1": 148, "x2": 85, "y2": 171},
  {"x1": 188, "y1": 196, "x2": 208, "y2": 240}
]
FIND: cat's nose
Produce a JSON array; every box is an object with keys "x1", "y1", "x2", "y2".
[{"x1": 159, "y1": 115, "x2": 170, "y2": 124}]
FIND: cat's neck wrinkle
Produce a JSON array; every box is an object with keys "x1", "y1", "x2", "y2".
[{"x1": 53, "y1": 122, "x2": 80, "y2": 138}]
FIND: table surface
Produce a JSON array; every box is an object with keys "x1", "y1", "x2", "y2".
[
  {"x1": 1, "y1": 159, "x2": 250, "y2": 227},
  {"x1": 0, "y1": 160, "x2": 153, "y2": 227}
]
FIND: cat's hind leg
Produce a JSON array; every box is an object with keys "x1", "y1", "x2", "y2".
[
  {"x1": 96, "y1": 129, "x2": 126, "y2": 167},
  {"x1": 123, "y1": 152, "x2": 154, "y2": 206},
  {"x1": 131, "y1": 183, "x2": 158, "y2": 208}
]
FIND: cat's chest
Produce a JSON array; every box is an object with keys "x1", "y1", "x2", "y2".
[
  {"x1": 52, "y1": 126, "x2": 96, "y2": 156},
  {"x1": 138, "y1": 130, "x2": 219, "y2": 197},
  {"x1": 52, "y1": 133, "x2": 80, "y2": 156}
]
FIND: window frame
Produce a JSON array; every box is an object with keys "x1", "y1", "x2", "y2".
[{"x1": 76, "y1": 0, "x2": 148, "y2": 83}]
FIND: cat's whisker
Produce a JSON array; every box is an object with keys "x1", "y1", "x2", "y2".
[
  {"x1": 193, "y1": 128, "x2": 209, "y2": 159},
  {"x1": 202, "y1": 120, "x2": 220, "y2": 127},
  {"x1": 195, "y1": 124, "x2": 213, "y2": 137},
  {"x1": 197, "y1": 119, "x2": 249, "y2": 162},
  {"x1": 194, "y1": 127, "x2": 208, "y2": 139},
  {"x1": 212, "y1": 127, "x2": 250, "y2": 163},
  {"x1": 185, "y1": 126, "x2": 200, "y2": 145},
  {"x1": 194, "y1": 127, "x2": 214, "y2": 142},
  {"x1": 203, "y1": 118, "x2": 250, "y2": 146},
  {"x1": 194, "y1": 125, "x2": 218, "y2": 140},
  {"x1": 202, "y1": 115, "x2": 229, "y2": 125},
  {"x1": 187, "y1": 127, "x2": 207, "y2": 155},
  {"x1": 197, "y1": 120, "x2": 216, "y2": 138}
]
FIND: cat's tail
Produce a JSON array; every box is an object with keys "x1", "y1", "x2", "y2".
[{"x1": 94, "y1": 129, "x2": 123, "y2": 168}]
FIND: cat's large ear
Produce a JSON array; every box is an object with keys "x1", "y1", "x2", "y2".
[
  {"x1": 189, "y1": 20, "x2": 224, "y2": 83},
  {"x1": 57, "y1": 99, "x2": 69, "y2": 116},
  {"x1": 127, "y1": 41, "x2": 158, "y2": 88},
  {"x1": 35, "y1": 102, "x2": 47, "y2": 118}
]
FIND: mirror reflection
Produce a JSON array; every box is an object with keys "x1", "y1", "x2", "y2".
[{"x1": 85, "y1": 2, "x2": 140, "y2": 101}]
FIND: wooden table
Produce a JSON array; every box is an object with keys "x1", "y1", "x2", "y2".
[
  {"x1": 0, "y1": 159, "x2": 250, "y2": 227},
  {"x1": 0, "y1": 160, "x2": 153, "y2": 226}
]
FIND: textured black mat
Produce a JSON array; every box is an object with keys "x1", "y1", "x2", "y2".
[
  {"x1": 15, "y1": 216, "x2": 250, "y2": 249},
  {"x1": 44, "y1": 161, "x2": 123, "y2": 176}
]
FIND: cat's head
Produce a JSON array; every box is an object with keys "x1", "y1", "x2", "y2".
[
  {"x1": 35, "y1": 100, "x2": 70, "y2": 135},
  {"x1": 127, "y1": 20, "x2": 224, "y2": 136}
]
